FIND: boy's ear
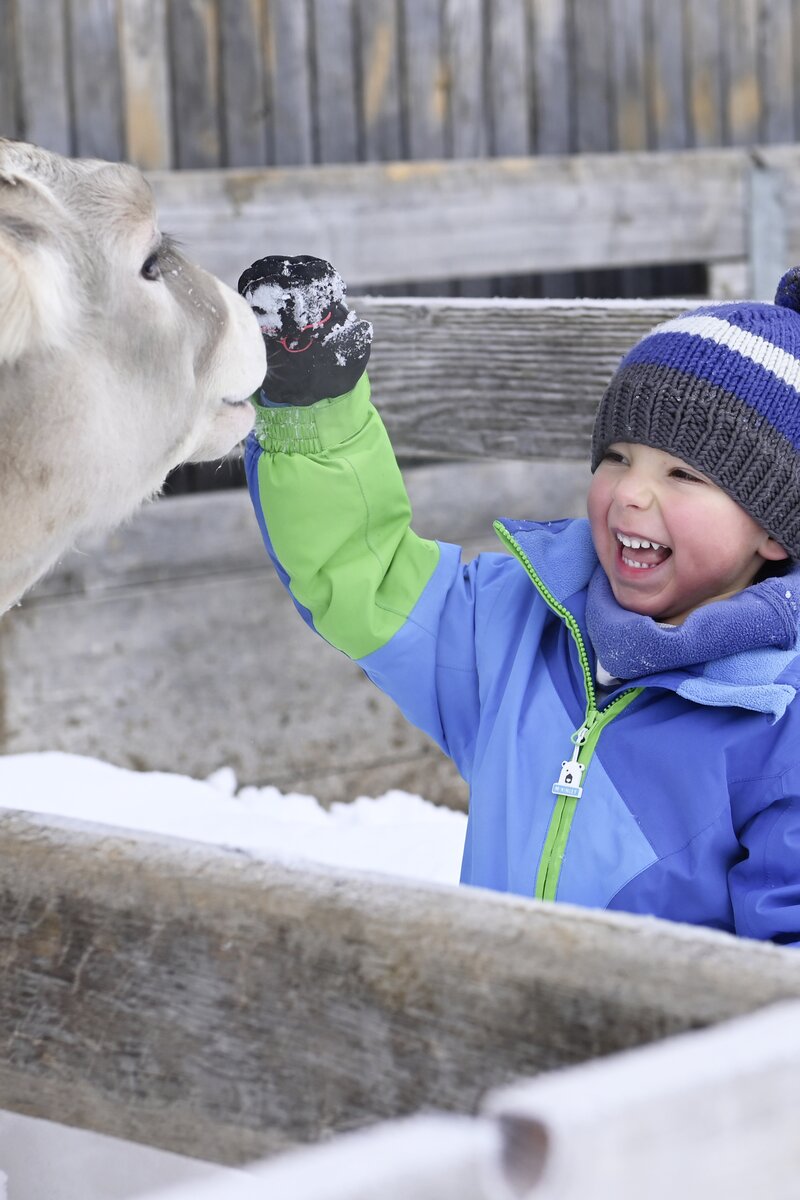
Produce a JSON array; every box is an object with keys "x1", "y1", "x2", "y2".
[{"x1": 760, "y1": 535, "x2": 790, "y2": 562}]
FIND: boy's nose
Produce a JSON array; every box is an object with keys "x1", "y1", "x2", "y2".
[{"x1": 614, "y1": 472, "x2": 655, "y2": 507}]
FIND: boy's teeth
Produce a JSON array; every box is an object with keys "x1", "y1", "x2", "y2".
[{"x1": 616, "y1": 533, "x2": 665, "y2": 550}]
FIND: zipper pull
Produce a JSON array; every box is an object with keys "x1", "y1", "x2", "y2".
[{"x1": 551, "y1": 724, "x2": 588, "y2": 799}]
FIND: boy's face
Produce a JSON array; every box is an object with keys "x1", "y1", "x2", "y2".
[{"x1": 587, "y1": 442, "x2": 789, "y2": 625}]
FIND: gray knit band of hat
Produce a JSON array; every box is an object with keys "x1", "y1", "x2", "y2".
[{"x1": 591, "y1": 268, "x2": 800, "y2": 558}]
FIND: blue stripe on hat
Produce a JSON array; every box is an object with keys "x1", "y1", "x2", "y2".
[{"x1": 624, "y1": 331, "x2": 800, "y2": 445}]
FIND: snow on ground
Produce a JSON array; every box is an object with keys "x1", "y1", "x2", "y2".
[
  {"x1": 0, "y1": 752, "x2": 466, "y2": 885},
  {"x1": 0, "y1": 752, "x2": 467, "y2": 1200}
]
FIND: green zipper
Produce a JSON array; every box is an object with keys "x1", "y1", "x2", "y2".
[{"x1": 493, "y1": 521, "x2": 643, "y2": 902}]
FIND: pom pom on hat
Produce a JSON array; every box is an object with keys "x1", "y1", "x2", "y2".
[
  {"x1": 591, "y1": 269, "x2": 800, "y2": 557},
  {"x1": 775, "y1": 266, "x2": 800, "y2": 314}
]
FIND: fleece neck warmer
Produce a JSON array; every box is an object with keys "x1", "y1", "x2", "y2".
[{"x1": 585, "y1": 562, "x2": 800, "y2": 681}]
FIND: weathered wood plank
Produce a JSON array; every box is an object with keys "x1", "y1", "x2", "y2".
[
  {"x1": 357, "y1": 0, "x2": 403, "y2": 161},
  {"x1": 486, "y1": 0, "x2": 529, "y2": 156},
  {"x1": 402, "y1": 0, "x2": 447, "y2": 160},
  {"x1": 169, "y1": 0, "x2": 222, "y2": 168},
  {"x1": 139, "y1": 1004, "x2": 800, "y2": 1199},
  {"x1": 444, "y1": 0, "x2": 486, "y2": 158},
  {"x1": 685, "y1": 0, "x2": 724, "y2": 147},
  {"x1": 0, "y1": 0, "x2": 17, "y2": 139},
  {"x1": 722, "y1": 0, "x2": 761, "y2": 145},
  {"x1": 15, "y1": 0, "x2": 71, "y2": 154},
  {"x1": 0, "y1": 808, "x2": 799, "y2": 1163},
  {"x1": 219, "y1": 0, "x2": 268, "y2": 167},
  {"x1": 648, "y1": 0, "x2": 689, "y2": 150},
  {"x1": 573, "y1": 0, "x2": 612, "y2": 153},
  {"x1": 312, "y1": 0, "x2": 360, "y2": 163},
  {"x1": 360, "y1": 298, "x2": 686, "y2": 460},
  {"x1": 265, "y1": 0, "x2": 314, "y2": 165},
  {"x1": 487, "y1": 1001, "x2": 800, "y2": 1200},
  {"x1": 759, "y1": 0, "x2": 794, "y2": 144},
  {"x1": 146, "y1": 150, "x2": 762, "y2": 289},
  {"x1": 609, "y1": 0, "x2": 648, "y2": 152},
  {"x1": 529, "y1": 0, "x2": 570, "y2": 154},
  {"x1": 67, "y1": 0, "x2": 123, "y2": 161},
  {"x1": 118, "y1": 0, "x2": 173, "y2": 169}
]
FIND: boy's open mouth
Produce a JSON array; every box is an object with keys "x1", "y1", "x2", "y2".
[{"x1": 615, "y1": 530, "x2": 673, "y2": 571}]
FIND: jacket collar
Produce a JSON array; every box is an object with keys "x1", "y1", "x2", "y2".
[{"x1": 495, "y1": 516, "x2": 800, "y2": 720}]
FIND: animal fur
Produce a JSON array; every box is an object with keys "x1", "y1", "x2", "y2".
[{"x1": 0, "y1": 139, "x2": 265, "y2": 614}]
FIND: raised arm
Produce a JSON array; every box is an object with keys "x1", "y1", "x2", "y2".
[{"x1": 239, "y1": 256, "x2": 504, "y2": 776}]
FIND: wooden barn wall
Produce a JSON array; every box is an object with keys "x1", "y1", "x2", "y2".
[
  {"x1": 0, "y1": 0, "x2": 796, "y2": 303},
  {"x1": 0, "y1": 0, "x2": 797, "y2": 172}
]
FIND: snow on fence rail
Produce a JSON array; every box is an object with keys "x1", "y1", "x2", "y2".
[
  {"x1": 2, "y1": 807, "x2": 800, "y2": 1169},
  {"x1": 138, "y1": 1002, "x2": 800, "y2": 1200}
]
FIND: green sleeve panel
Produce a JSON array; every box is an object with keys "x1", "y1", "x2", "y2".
[{"x1": 253, "y1": 375, "x2": 441, "y2": 660}]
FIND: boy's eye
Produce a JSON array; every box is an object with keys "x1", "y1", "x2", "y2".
[
  {"x1": 603, "y1": 450, "x2": 625, "y2": 464},
  {"x1": 671, "y1": 468, "x2": 703, "y2": 483}
]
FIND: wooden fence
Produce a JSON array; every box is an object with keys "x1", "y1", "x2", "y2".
[
  {"x1": 136, "y1": 1002, "x2": 800, "y2": 1199},
  {"x1": 1, "y1": 0, "x2": 798, "y2": 172},
  {"x1": 147, "y1": 144, "x2": 798, "y2": 296},
  {"x1": 2, "y1": 805, "x2": 800, "y2": 1168},
  {"x1": 0, "y1": 298, "x2": 681, "y2": 802}
]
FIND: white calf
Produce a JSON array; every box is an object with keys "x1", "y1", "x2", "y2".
[{"x1": 0, "y1": 140, "x2": 266, "y2": 613}]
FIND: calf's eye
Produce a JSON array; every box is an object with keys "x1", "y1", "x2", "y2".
[{"x1": 141, "y1": 253, "x2": 161, "y2": 281}]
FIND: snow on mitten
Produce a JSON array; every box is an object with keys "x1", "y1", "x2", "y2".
[{"x1": 237, "y1": 254, "x2": 372, "y2": 406}]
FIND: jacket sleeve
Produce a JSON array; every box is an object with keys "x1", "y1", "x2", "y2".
[
  {"x1": 729, "y1": 774, "x2": 800, "y2": 945},
  {"x1": 243, "y1": 375, "x2": 511, "y2": 780}
]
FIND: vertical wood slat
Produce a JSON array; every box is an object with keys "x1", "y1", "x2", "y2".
[
  {"x1": 357, "y1": 0, "x2": 403, "y2": 161},
  {"x1": 0, "y1": 0, "x2": 17, "y2": 138},
  {"x1": 402, "y1": 0, "x2": 447, "y2": 160},
  {"x1": 443, "y1": 0, "x2": 486, "y2": 158},
  {"x1": 572, "y1": 0, "x2": 612, "y2": 153},
  {"x1": 15, "y1": 0, "x2": 71, "y2": 154},
  {"x1": 118, "y1": 0, "x2": 173, "y2": 169},
  {"x1": 608, "y1": 0, "x2": 652, "y2": 299},
  {"x1": 266, "y1": 0, "x2": 314, "y2": 165},
  {"x1": 608, "y1": 0, "x2": 647, "y2": 152},
  {"x1": 487, "y1": 0, "x2": 530, "y2": 156},
  {"x1": 168, "y1": 0, "x2": 221, "y2": 168},
  {"x1": 68, "y1": 0, "x2": 123, "y2": 161},
  {"x1": 219, "y1": 0, "x2": 267, "y2": 167},
  {"x1": 529, "y1": 0, "x2": 572, "y2": 298},
  {"x1": 529, "y1": 0, "x2": 570, "y2": 154},
  {"x1": 759, "y1": 0, "x2": 794, "y2": 143},
  {"x1": 722, "y1": 0, "x2": 761, "y2": 145},
  {"x1": 311, "y1": 0, "x2": 359, "y2": 164},
  {"x1": 685, "y1": 0, "x2": 724, "y2": 148},
  {"x1": 647, "y1": 0, "x2": 688, "y2": 149}
]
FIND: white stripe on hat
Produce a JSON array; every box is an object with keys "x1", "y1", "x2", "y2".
[{"x1": 654, "y1": 314, "x2": 800, "y2": 395}]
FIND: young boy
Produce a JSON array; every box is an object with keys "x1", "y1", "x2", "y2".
[{"x1": 239, "y1": 254, "x2": 800, "y2": 945}]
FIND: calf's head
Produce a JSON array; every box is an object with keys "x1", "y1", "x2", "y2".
[{"x1": 0, "y1": 139, "x2": 266, "y2": 612}]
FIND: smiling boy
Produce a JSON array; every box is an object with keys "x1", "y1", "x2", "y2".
[{"x1": 241, "y1": 256, "x2": 800, "y2": 944}]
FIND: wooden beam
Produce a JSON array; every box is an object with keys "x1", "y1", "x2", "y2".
[
  {"x1": 147, "y1": 146, "x2": 800, "y2": 290},
  {"x1": 357, "y1": 297, "x2": 686, "y2": 460},
  {"x1": 136, "y1": 1004, "x2": 800, "y2": 1199},
  {"x1": 1, "y1": 808, "x2": 799, "y2": 1164}
]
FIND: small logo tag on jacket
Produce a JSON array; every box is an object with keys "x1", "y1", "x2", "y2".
[{"x1": 552, "y1": 759, "x2": 585, "y2": 799}]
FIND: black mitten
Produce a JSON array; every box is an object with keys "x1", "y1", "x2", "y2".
[{"x1": 238, "y1": 254, "x2": 372, "y2": 406}]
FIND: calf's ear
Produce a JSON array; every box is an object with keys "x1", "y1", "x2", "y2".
[{"x1": 0, "y1": 178, "x2": 73, "y2": 366}]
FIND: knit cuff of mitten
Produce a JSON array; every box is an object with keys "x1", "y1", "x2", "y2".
[{"x1": 253, "y1": 373, "x2": 371, "y2": 454}]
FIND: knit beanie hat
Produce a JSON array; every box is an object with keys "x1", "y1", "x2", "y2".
[{"x1": 591, "y1": 268, "x2": 800, "y2": 558}]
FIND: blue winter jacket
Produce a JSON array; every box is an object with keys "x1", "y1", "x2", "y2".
[{"x1": 246, "y1": 376, "x2": 800, "y2": 945}]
